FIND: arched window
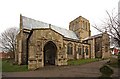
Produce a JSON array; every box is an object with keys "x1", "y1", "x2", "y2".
[
  {"x1": 105, "y1": 45, "x2": 108, "y2": 52},
  {"x1": 85, "y1": 46, "x2": 88, "y2": 55},
  {"x1": 78, "y1": 45, "x2": 81, "y2": 55},
  {"x1": 86, "y1": 22, "x2": 87, "y2": 30},
  {"x1": 84, "y1": 21, "x2": 86, "y2": 30},
  {"x1": 82, "y1": 21, "x2": 84, "y2": 29},
  {"x1": 82, "y1": 45, "x2": 84, "y2": 54},
  {"x1": 67, "y1": 43, "x2": 73, "y2": 55}
]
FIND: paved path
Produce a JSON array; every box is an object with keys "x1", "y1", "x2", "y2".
[{"x1": 2, "y1": 59, "x2": 119, "y2": 77}]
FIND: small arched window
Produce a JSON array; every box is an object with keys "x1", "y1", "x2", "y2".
[
  {"x1": 67, "y1": 43, "x2": 73, "y2": 55},
  {"x1": 85, "y1": 46, "x2": 88, "y2": 55},
  {"x1": 82, "y1": 45, "x2": 84, "y2": 54},
  {"x1": 86, "y1": 22, "x2": 87, "y2": 30},
  {"x1": 105, "y1": 45, "x2": 108, "y2": 52},
  {"x1": 82, "y1": 21, "x2": 84, "y2": 29},
  {"x1": 78, "y1": 45, "x2": 81, "y2": 55}
]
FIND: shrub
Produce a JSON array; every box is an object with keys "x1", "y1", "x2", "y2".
[
  {"x1": 118, "y1": 52, "x2": 120, "y2": 64},
  {"x1": 100, "y1": 65, "x2": 113, "y2": 77}
]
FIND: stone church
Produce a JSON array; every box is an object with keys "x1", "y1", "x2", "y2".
[{"x1": 15, "y1": 15, "x2": 110, "y2": 70}]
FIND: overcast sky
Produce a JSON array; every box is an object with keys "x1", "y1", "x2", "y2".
[{"x1": 0, "y1": 0, "x2": 119, "y2": 36}]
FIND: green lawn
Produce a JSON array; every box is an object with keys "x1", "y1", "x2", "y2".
[
  {"x1": 2, "y1": 59, "x2": 28, "y2": 72},
  {"x1": 68, "y1": 58, "x2": 99, "y2": 65}
]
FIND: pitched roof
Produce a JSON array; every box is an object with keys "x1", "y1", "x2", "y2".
[
  {"x1": 83, "y1": 33, "x2": 102, "y2": 40},
  {"x1": 22, "y1": 16, "x2": 49, "y2": 29},
  {"x1": 21, "y1": 15, "x2": 79, "y2": 40}
]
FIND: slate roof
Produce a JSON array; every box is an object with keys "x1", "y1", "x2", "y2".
[
  {"x1": 22, "y1": 16, "x2": 79, "y2": 40},
  {"x1": 83, "y1": 33, "x2": 102, "y2": 40},
  {"x1": 22, "y1": 16, "x2": 49, "y2": 29}
]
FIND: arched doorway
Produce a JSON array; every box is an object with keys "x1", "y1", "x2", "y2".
[{"x1": 43, "y1": 41, "x2": 57, "y2": 66}]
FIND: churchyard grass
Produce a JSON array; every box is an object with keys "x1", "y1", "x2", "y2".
[
  {"x1": 2, "y1": 59, "x2": 28, "y2": 72},
  {"x1": 68, "y1": 58, "x2": 99, "y2": 65},
  {"x1": 1, "y1": 58, "x2": 107, "y2": 72}
]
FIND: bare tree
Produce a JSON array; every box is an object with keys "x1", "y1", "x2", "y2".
[
  {"x1": 0, "y1": 27, "x2": 18, "y2": 58},
  {"x1": 92, "y1": 10, "x2": 120, "y2": 47}
]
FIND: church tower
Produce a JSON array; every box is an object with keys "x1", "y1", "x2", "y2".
[{"x1": 69, "y1": 16, "x2": 91, "y2": 40}]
